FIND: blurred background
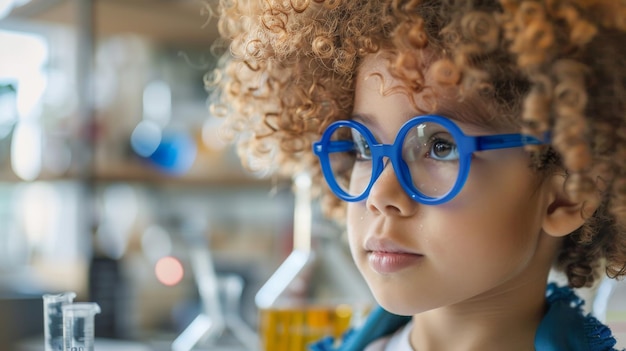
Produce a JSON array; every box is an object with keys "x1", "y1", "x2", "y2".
[
  {"x1": 0, "y1": 0, "x2": 355, "y2": 350},
  {"x1": 0, "y1": 1, "x2": 625, "y2": 351}
]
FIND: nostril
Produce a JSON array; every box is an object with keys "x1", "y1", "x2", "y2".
[{"x1": 383, "y1": 203, "x2": 404, "y2": 215}]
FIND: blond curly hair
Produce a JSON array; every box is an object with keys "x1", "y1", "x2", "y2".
[{"x1": 207, "y1": 0, "x2": 626, "y2": 289}]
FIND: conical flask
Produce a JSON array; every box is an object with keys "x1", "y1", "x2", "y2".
[
  {"x1": 172, "y1": 215, "x2": 258, "y2": 351},
  {"x1": 255, "y1": 173, "x2": 373, "y2": 351}
]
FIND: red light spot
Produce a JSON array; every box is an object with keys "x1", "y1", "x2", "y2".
[{"x1": 155, "y1": 256, "x2": 184, "y2": 286}]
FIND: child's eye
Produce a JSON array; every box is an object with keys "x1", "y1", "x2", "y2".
[{"x1": 427, "y1": 138, "x2": 459, "y2": 161}]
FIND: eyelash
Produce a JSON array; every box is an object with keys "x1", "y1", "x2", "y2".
[{"x1": 425, "y1": 137, "x2": 458, "y2": 161}]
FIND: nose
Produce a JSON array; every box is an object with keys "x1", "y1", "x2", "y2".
[{"x1": 365, "y1": 159, "x2": 418, "y2": 217}]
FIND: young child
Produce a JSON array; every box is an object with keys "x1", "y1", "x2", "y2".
[{"x1": 208, "y1": 0, "x2": 626, "y2": 350}]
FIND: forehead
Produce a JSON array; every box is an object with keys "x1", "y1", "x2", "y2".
[{"x1": 355, "y1": 54, "x2": 520, "y2": 133}]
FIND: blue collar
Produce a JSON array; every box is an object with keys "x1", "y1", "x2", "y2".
[
  {"x1": 535, "y1": 283, "x2": 618, "y2": 351},
  {"x1": 310, "y1": 283, "x2": 620, "y2": 351}
]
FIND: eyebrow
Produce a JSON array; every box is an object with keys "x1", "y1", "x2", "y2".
[
  {"x1": 351, "y1": 96, "x2": 515, "y2": 135},
  {"x1": 433, "y1": 99, "x2": 511, "y2": 133},
  {"x1": 352, "y1": 108, "x2": 499, "y2": 135},
  {"x1": 434, "y1": 96, "x2": 486, "y2": 123}
]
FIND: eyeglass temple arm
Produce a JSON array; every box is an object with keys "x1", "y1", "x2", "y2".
[
  {"x1": 476, "y1": 132, "x2": 549, "y2": 151},
  {"x1": 313, "y1": 140, "x2": 354, "y2": 154}
]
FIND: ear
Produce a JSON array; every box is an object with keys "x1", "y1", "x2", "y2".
[{"x1": 542, "y1": 174, "x2": 598, "y2": 237}]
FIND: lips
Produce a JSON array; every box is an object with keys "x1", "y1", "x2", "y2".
[{"x1": 365, "y1": 238, "x2": 423, "y2": 274}]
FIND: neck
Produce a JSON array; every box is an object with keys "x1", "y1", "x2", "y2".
[
  {"x1": 407, "y1": 228, "x2": 565, "y2": 351},
  {"x1": 410, "y1": 274, "x2": 551, "y2": 351}
]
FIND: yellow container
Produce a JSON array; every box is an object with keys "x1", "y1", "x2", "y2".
[{"x1": 259, "y1": 304, "x2": 355, "y2": 351}]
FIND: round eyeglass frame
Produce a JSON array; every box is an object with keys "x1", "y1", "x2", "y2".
[{"x1": 313, "y1": 114, "x2": 547, "y2": 205}]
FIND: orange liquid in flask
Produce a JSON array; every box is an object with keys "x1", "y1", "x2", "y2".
[{"x1": 259, "y1": 304, "x2": 353, "y2": 351}]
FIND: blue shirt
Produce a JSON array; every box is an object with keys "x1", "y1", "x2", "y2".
[{"x1": 310, "y1": 283, "x2": 623, "y2": 351}]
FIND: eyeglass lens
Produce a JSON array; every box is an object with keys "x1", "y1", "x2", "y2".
[{"x1": 326, "y1": 121, "x2": 462, "y2": 199}]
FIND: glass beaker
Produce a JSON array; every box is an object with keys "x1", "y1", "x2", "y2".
[
  {"x1": 62, "y1": 302, "x2": 101, "y2": 351},
  {"x1": 43, "y1": 292, "x2": 77, "y2": 351},
  {"x1": 255, "y1": 173, "x2": 373, "y2": 351},
  {"x1": 256, "y1": 246, "x2": 372, "y2": 351}
]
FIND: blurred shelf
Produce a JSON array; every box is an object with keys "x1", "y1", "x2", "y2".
[
  {"x1": 0, "y1": 158, "x2": 277, "y2": 187},
  {"x1": 0, "y1": 0, "x2": 256, "y2": 187},
  {"x1": 6, "y1": 0, "x2": 218, "y2": 47},
  {"x1": 92, "y1": 159, "x2": 273, "y2": 187}
]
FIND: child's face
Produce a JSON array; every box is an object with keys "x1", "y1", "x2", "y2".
[{"x1": 347, "y1": 54, "x2": 558, "y2": 315}]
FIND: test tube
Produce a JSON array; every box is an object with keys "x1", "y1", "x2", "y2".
[
  {"x1": 43, "y1": 292, "x2": 77, "y2": 351},
  {"x1": 62, "y1": 302, "x2": 101, "y2": 351}
]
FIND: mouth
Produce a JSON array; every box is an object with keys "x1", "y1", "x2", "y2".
[
  {"x1": 367, "y1": 251, "x2": 423, "y2": 274},
  {"x1": 364, "y1": 238, "x2": 424, "y2": 274}
]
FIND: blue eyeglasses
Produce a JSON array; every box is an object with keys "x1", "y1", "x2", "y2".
[{"x1": 313, "y1": 114, "x2": 547, "y2": 205}]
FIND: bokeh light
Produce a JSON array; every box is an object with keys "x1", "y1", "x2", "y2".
[
  {"x1": 147, "y1": 131, "x2": 197, "y2": 175},
  {"x1": 155, "y1": 256, "x2": 184, "y2": 286},
  {"x1": 130, "y1": 120, "x2": 162, "y2": 157}
]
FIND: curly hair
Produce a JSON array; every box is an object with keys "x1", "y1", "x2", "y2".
[{"x1": 207, "y1": 0, "x2": 626, "y2": 289}]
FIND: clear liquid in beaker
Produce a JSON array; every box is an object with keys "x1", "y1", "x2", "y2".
[
  {"x1": 43, "y1": 292, "x2": 77, "y2": 351},
  {"x1": 63, "y1": 302, "x2": 101, "y2": 351}
]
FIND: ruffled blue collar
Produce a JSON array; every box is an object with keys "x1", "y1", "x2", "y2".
[
  {"x1": 310, "y1": 283, "x2": 621, "y2": 351},
  {"x1": 535, "y1": 283, "x2": 618, "y2": 351}
]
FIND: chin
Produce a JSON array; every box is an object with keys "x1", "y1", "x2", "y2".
[
  {"x1": 376, "y1": 298, "x2": 415, "y2": 316},
  {"x1": 370, "y1": 286, "x2": 417, "y2": 316}
]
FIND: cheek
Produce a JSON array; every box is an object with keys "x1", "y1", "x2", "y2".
[
  {"x1": 435, "y1": 214, "x2": 536, "y2": 261},
  {"x1": 346, "y1": 203, "x2": 368, "y2": 259},
  {"x1": 429, "y1": 172, "x2": 547, "y2": 273},
  {"x1": 453, "y1": 153, "x2": 545, "y2": 228}
]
